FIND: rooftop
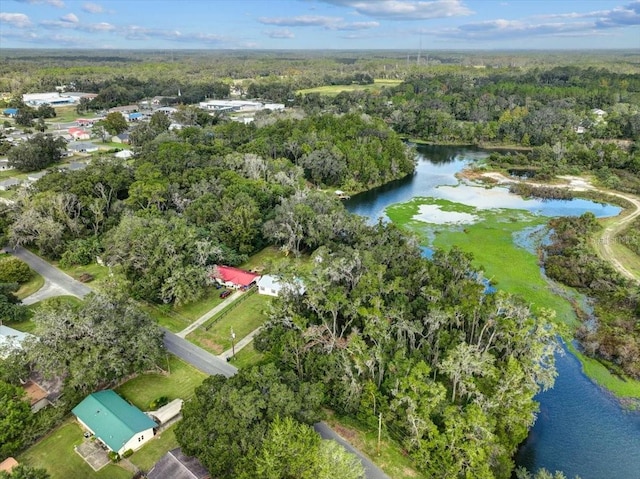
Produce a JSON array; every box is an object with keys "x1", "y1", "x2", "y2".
[
  {"x1": 213, "y1": 265, "x2": 260, "y2": 287},
  {"x1": 72, "y1": 390, "x2": 157, "y2": 452}
]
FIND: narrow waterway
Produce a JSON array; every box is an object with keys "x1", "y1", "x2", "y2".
[{"x1": 345, "y1": 144, "x2": 640, "y2": 479}]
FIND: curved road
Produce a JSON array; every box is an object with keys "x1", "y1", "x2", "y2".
[{"x1": 592, "y1": 189, "x2": 640, "y2": 282}]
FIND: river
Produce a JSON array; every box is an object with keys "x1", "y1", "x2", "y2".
[{"x1": 344, "y1": 144, "x2": 640, "y2": 479}]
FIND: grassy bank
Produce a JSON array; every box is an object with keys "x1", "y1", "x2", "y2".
[{"x1": 386, "y1": 197, "x2": 578, "y2": 326}]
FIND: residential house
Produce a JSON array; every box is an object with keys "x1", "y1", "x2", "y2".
[
  {"x1": 148, "y1": 448, "x2": 209, "y2": 479},
  {"x1": 211, "y1": 265, "x2": 260, "y2": 289},
  {"x1": 257, "y1": 274, "x2": 282, "y2": 297},
  {"x1": 69, "y1": 142, "x2": 98, "y2": 154},
  {"x1": 112, "y1": 133, "x2": 130, "y2": 144},
  {"x1": 72, "y1": 390, "x2": 157, "y2": 455},
  {"x1": 2, "y1": 108, "x2": 18, "y2": 117},
  {"x1": 0, "y1": 325, "x2": 32, "y2": 358},
  {"x1": 69, "y1": 127, "x2": 91, "y2": 141},
  {"x1": 0, "y1": 178, "x2": 21, "y2": 191},
  {"x1": 128, "y1": 112, "x2": 144, "y2": 122},
  {"x1": 108, "y1": 105, "x2": 139, "y2": 115},
  {"x1": 59, "y1": 161, "x2": 88, "y2": 172}
]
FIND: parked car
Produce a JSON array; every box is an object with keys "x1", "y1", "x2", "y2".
[{"x1": 220, "y1": 290, "x2": 232, "y2": 299}]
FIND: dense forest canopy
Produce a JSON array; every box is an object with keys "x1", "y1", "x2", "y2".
[{"x1": 1, "y1": 50, "x2": 639, "y2": 478}]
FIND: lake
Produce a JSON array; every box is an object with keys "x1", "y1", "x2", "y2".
[{"x1": 345, "y1": 144, "x2": 640, "y2": 479}]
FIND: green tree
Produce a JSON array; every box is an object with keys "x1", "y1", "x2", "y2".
[
  {"x1": 101, "y1": 112, "x2": 128, "y2": 135},
  {"x1": 7, "y1": 134, "x2": 66, "y2": 172},
  {"x1": 0, "y1": 257, "x2": 33, "y2": 283},
  {"x1": 0, "y1": 465, "x2": 50, "y2": 479},
  {"x1": 255, "y1": 416, "x2": 365, "y2": 479},
  {"x1": 176, "y1": 364, "x2": 323, "y2": 479},
  {"x1": 0, "y1": 380, "x2": 32, "y2": 458},
  {"x1": 28, "y1": 292, "x2": 164, "y2": 392}
]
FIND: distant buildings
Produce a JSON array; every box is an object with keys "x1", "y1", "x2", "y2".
[{"x1": 198, "y1": 99, "x2": 284, "y2": 112}]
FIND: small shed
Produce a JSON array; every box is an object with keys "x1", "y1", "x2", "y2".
[
  {"x1": 0, "y1": 458, "x2": 18, "y2": 473},
  {"x1": 149, "y1": 398, "x2": 183, "y2": 425},
  {"x1": 112, "y1": 133, "x2": 130, "y2": 144}
]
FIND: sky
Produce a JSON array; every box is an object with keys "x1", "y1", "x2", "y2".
[{"x1": 0, "y1": 0, "x2": 639, "y2": 50}]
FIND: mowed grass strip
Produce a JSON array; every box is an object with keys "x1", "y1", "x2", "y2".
[
  {"x1": 230, "y1": 341, "x2": 267, "y2": 369},
  {"x1": 116, "y1": 355, "x2": 207, "y2": 410},
  {"x1": 19, "y1": 419, "x2": 131, "y2": 479},
  {"x1": 187, "y1": 293, "x2": 270, "y2": 354}
]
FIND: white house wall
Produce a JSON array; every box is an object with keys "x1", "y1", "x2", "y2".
[{"x1": 119, "y1": 427, "x2": 154, "y2": 455}]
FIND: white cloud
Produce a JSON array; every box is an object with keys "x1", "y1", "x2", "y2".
[
  {"x1": 60, "y1": 12, "x2": 79, "y2": 23},
  {"x1": 82, "y1": 2, "x2": 104, "y2": 14},
  {"x1": 0, "y1": 12, "x2": 32, "y2": 28},
  {"x1": 321, "y1": 0, "x2": 473, "y2": 20},
  {"x1": 266, "y1": 29, "x2": 295, "y2": 39},
  {"x1": 13, "y1": 0, "x2": 65, "y2": 7},
  {"x1": 259, "y1": 15, "x2": 341, "y2": 27},
  {"x1": 329, "y1": 21, "x2": 379, "y2": 31}
]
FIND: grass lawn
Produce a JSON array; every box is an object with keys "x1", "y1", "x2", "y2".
[
  {"x1": 229, "y1": 341, "x2": 267, "y2": 369},
  {"x1": 324, "y1": 412, "x2": 425, "y2": 479},
  {"x1": 143, "y1": 287, "x2": 226, "y2": 333},
  {"x1": 567, "y1": 343, "x2": 640, "y2": 399},
  {"x1": 129, "y1": 425, "x2": 179, "y2": 472},
  {"x1": 55, "y1": 261, "x2": 111, "y2": 288},
  {"x1": 18, "y1": 419, "x2": 131, "y2": 479},
  {"x1": 46, "y1": 106, "x2": 83, "y2": 123},
  {"x1": 116, "y1": 355, "x2": 207, "y2": 411},
  {"x1": 297, "y1": 79, "x2": 402, "y2": 96},
  {"x1": 386, "y1": 198, "x2": 578, "y2": 328},
  {"x1": 188, "y1": 293, "x2": 270, "y2": 354},
  {"x1": 240, "y1": 245, "x2": 312, "y2": 273},
  {"x1": 15, "y1": 272, "x2": 45, "y2": 300}
]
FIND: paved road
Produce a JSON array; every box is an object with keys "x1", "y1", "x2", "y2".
[
  {"x1": 163, "y1": 329, "x2": 237, "y2": 377},
  {"x1": 11, "y1": 246, "x2": 92, "y2": 299},
  {"x1": 314, "y1": 422, "x2": 391, "y2": 479}
]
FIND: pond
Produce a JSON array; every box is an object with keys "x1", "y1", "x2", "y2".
[{"x1": 345, "y1": 144, "x2": 640, "y2": 479}]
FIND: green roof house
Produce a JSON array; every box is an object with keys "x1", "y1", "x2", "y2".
[{"x1": 72, "y1": 390, "x2": 157, "y2": 455}]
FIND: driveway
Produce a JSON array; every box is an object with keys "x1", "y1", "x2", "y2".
[
  {"x1": 314, "y1": 422, "x2": 391, "y2": 479},
  {"x1": 11, "y1": 246, "x2": 92, "y2": 300},
  {"x1": 21, "y1": 279, "x2": 69, "y2": 305}
]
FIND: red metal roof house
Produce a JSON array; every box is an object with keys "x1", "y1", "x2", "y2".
[{"x1": 212, "y1": 265, "x2": 260, "y2": 289}]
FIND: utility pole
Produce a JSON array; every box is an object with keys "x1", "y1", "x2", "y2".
[
  {"x1": 377, "y1": 412, "x2": 382, "y2": 456},
  {"x1": 231, "y1": 328, "x2": 236, "y2": 359}
]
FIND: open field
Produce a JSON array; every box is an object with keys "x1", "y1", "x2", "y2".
[
  {"x1": 116, "y1": 355, "x2": 207, "y2": 410},
  {"x1": 188, "y1": 292, "x2": 270, "y2": 354},
  {"x1": 297, "y1": 79, "x2": 402, "y2": 96},
  {"x1": 19, "y1": 420, "x2": 131, "y2": 479}
]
